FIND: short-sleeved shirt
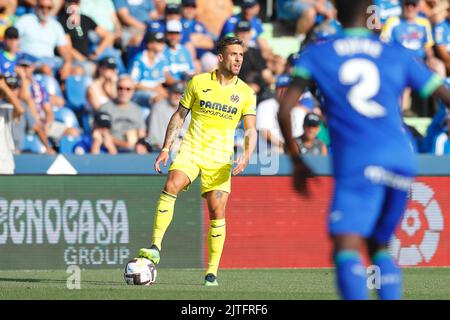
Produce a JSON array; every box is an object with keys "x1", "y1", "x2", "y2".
[
  {"x1": 81, "y1": 0, "x2": 116, "y2": 32},
  {"x1": 381, "y1": 16, "x2": 434, "y2": 59},
  {"x1": 15, "y1": 14, "x2": 67, "y2": 58},
  {"x1": 293, "y1": 28, "x2": 443, "y2": 177},
  {"x1": 0, "y1": 51, "x2": 20, "y2": 75},
  {"x1": 163, "y1": 44, "x2": 195, "y2": 81},
  {"x1": 434, "y1": 19, "x2": 450, "y2": 53},
  {"x1": 58, "y1": 13, "x2": 98, "y2": 57},
  {"x1": 129, "y1": 50, "x2": 170, "y2": 88},
  {"x1": 220, "y1": 14, "x2": 264, "y2": 48},
  {"x1": 100, "y1": 100, "x2": 146, "y2": 140},
  {"x1": 374, "y1": 0, "x2": 402, "y2": 26},
  {"x1": 178, "y1": 71, "x2": 256, "y2": 164},
  {"x1": 114, "y1": 0, "x2": 155, "y2": 25}
]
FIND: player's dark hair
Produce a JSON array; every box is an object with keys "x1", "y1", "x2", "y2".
[
  {"x1": 216, "y1": 36, "x2": 243, "y2": 55},
  {"x1": 334, "y1": 0, "x2": 372, "y2": 28}
]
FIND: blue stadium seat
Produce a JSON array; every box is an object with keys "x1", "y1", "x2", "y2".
[
  {"x1": 59, "y1": 135, "x2": 82, "y2": 154},
  {"x1": 21, "y1": 134, "x2": 47, "y2": 154},
  {"x1": 65, "y1": 75, "x2": 90, "y2": 111},
  {"x1": 53, "y1": 107, "x2": 80, "y2": 129}
]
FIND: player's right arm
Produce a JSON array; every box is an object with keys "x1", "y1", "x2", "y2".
[
  {"x1": 154, "y1": 105, "x2": 190, "y2": 173},
  {"x1": 278, "y1": 66, "x2": 315, "y2": 195},
  {"x1": 154, "y1": 77, "x2": 196, "y2": 173}
]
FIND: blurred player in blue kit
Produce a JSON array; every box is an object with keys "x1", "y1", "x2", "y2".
[{"x1": 278, "y1": 0, "x2": 450, "y2": 300}]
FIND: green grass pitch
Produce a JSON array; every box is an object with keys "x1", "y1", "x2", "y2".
[{"x1": 0, "y1": 268, "x2": 449, "y2": 300}]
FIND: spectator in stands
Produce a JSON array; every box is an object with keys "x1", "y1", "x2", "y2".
[
  {"x1": 0, "y1": 72, "x2": 24, "y2": 174},
  {"x1": 0, "y1": 27, "x2": 23, "y2": 74},
  {"x1": 15, "y1": 0, "x2": 73, "y2": 80},
  {"x1": 87, "y1": 56, "x2": 118, "y2": 111},
  {"x1": 145, "y1": 81, "x2": 189, "y2": 152},
  {"x1": 129, "y1": 31, "x2": 172, "y2": 108},
  {"x1": 90, "y1": 110, "x2": 118, "y2": 154},
  {"x1": 295, "y1": 112, "x2": 327, "y2": 155},
  {"x1": 0, "y1": 0, "x2": 15, "y2": 42},
  {"x1": 434, "y1": 6, "x2": 450, "y2": 76},
  {"x1": 433, "y1": 111, "x2": 450, "y2": 155},
  {"x1": 80, "y1": 0, "x2": 123, "y2": 49},
  {"x1": 154, "y1": 0, "x2": 167, "y2": 19},
  {"x1": 114, "y1": 0, "x2": 158, "y2": 47},
  {"x1": 276, "y1": 0, "x2": 335, "y2": 42},
  {"x1": 373, "y1": 0, "x2": 402, "y2": 28},
  {"x1": 80, "y1": 0, "x2": 120, "y2": 33},
  {"x1": 256, "y1": 71, "x2": 305, "y2": 155},
  {"x1": 382, "y1": 0, "x2": 445, "y2": 116},
  {"x1": 220, "y1": 0, "x2": 273, "y2": 59},
  {"x1": 19, "y1": 55, "x2": 79, "y2": 147},
  {"x1": 235, "y1": 20, "x2": 274, "y2": 103},
  {"x1": 99, "y1": 75, "x2": 146, "y2": 152},
  {"x1": 381, "y1": 0, "x2": 444, "y2": 74},
  {"x1": 58, "y1": 0, "x2": 115, "y2": 66},
  {"x1": 420, "y1": 0, "x2": 448, "y2": 25},
  {"x1": 180, "y1": 0, "x2": 216, "y2": 72},
  {"x1": 145, "y1": 3, "x2": 193, "y2": 49},
  {"x1": 163, "y1": 19, "x2": 196, "y2": 81},
  {"x1": 13, "y1": 60, "x2": 55, "y2": 154}
]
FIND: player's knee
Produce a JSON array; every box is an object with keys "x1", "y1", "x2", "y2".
[
  {"x1": 332, "y1": 234, "x2": 365, "y2": 253},
  {"x1": 209, "y1": 208, "x2": 226, "y2": 220},
  {"x1": 163, "y1": 179, "x2": 182, "y2": 195}
]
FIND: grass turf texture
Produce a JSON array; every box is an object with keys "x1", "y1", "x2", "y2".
[{"x1": 0, "y1": 268, "x2": 449, "y2": 300}]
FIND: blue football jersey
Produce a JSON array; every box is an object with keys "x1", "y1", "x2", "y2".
[
  {"x1": 128, "y1": 50, "x2": 169, "y2": 88},
  {"x1": 373, "y1": 0, "x2": 402, "y2": 26},
  {"x1": 163, "y1": 44, "x2": 195, "y2": 80},
  {"x1": 0, "y1": 50, "x2": 17, "y2": 75},
  {"x1": 434, "y1": 19, "x2": 450, "y2": 53},
  {"x1": 293, "y1": 29, "x2": 443, "y2": 178}
]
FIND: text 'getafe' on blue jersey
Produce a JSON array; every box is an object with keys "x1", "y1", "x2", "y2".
[{"x1": 293, "y1": 28, "x2": 443, "y2": 178}]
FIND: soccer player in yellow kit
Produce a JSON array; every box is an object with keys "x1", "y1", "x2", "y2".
[{"x1": 139, "y1": 37, "x2": 258, "y2": 286}]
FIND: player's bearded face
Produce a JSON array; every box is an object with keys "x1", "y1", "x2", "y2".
[{"x1": 221, "y1": 44, "x2": 244, "y2": 76}]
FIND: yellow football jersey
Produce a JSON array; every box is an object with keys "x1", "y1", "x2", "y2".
[{"x1": 178, "y1": 70, "x2": 256, "y2": 165}]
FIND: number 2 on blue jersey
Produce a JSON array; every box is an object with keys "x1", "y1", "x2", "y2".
[{"x1": 339, "y1": 58, "x2": 386, "y2": 118}]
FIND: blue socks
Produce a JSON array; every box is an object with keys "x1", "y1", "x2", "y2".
[
  {"x1": 372, "y1": 250, "x2": 402, "y2": 300},
  {"x1": 334, "y1": 250, "x2": 368, "y2": 300}
]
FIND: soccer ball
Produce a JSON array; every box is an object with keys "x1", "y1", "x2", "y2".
[{"x1": 124, "y1": 257, "x2": 157, "y2": 285}]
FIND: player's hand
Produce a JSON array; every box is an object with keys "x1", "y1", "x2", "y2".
[
  {"x1": 154, "y1": 150, "x2": 170, "y2": 174},
  {"x1": 232, "y1": 155, "x2": 249, "y2": 176},
  {"x1": 292, "y1": 159, "x2": 314, "y2": 196}
]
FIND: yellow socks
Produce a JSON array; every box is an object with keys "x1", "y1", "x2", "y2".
[
  {"x1": 206, "y1": 219, "x2": 226, "y2": 276},
  {"x1": 151, "y1": 191, "x2": 177, "y2": 250}
]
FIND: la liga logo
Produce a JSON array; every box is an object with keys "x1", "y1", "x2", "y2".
[{"x1": 389, "y1": 182, "x2": 444, "y2": 266}]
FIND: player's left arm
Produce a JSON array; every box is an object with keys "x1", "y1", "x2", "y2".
[{"x1": 233, "y1": 114, "x2": 257, "y2": 176}]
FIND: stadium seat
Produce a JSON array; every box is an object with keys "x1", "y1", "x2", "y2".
[
  {"x1": 21, "y1": 134, "x2": 47, "y2": 154},
  {"x1": 65, "y1": 75, "x2": 90, "y2": 111},
  {"x1": 53, "y1": 107, "x2": 81, "y2": 129},
  {"x1": 59, "y1": 135, "x2": 83, "y2": 154}
]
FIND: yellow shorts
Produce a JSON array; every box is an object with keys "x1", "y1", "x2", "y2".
[{"x1": 169, "y1": 151, "x2": 232, "y2": 196}]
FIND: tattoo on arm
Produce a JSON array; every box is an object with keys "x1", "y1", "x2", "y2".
[{"x1": 162, "y1": 105, "x2": 190, "y2": 149}]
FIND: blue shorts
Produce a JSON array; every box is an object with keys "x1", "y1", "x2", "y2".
[{"x1": 328, "y1": 166, "x2": 414, "y2": 245}]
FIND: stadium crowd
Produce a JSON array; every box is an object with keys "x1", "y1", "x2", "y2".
[{"x1": 0, "y1": 0, "x2": 450, "y2": 157}]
